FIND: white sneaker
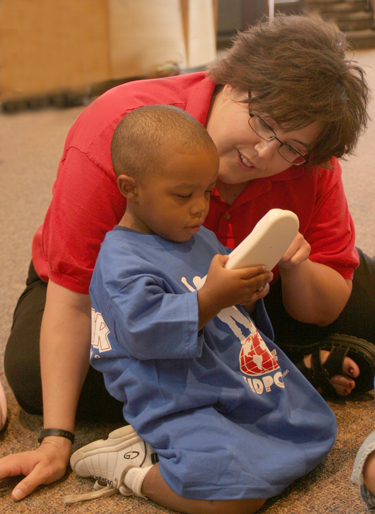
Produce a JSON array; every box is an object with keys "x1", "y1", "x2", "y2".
[
  {"x1": 0, "y1": 379, "x2": 7, "y2": 431},
  {"x1": 65, "y1": 425, "x2": 158, "y2": 504}
]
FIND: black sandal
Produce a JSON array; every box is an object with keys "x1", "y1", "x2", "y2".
[{"x1": 296, "y1": 334, "x2": 375, "y2": 397}]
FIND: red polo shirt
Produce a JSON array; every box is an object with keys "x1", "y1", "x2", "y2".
[
  {"x1": 32, "y1": 72, "x2": 358, "y2": 294},
  {"x1": 204, "y1": 157, "x2": 357, "y2": 282}
]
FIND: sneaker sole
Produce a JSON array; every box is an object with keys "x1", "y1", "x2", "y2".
[{"x1": 70, "y1": 425, "x2": 142, "y2": 472}]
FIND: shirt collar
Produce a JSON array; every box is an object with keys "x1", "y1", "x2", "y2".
[{"x1": 184, "y1": 72, "x2": 217, "y2": 126}]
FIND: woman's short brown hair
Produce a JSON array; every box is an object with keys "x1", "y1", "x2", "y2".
[{"x1": 208, "y1": 14, "x2": 370, "y2": 167}]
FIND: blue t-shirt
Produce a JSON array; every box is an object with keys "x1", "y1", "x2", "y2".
[{"x1": 90, "y1": 226, "x2": 337, "y2": 500}]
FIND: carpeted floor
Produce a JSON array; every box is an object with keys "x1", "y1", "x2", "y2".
[{"x1": 1, "y1": 47, "x2": 375, "y2": 513}]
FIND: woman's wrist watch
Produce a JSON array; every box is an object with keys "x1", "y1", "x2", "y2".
[{"x1": 38, "y1": 428, "x2": 75, "y2": 444}]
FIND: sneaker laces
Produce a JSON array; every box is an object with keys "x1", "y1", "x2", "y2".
[{"x1": 64, "y1": 476, "x2": 132, "y2": 504}]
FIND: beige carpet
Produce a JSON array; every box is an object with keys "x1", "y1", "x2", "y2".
[{"x1": 1, "y1": 47, "x2": 375, "y2": 513}]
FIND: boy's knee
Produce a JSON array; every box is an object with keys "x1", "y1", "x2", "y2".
[
  {"x1": 143, "y1": 463, "x2": 266, "y2": 514},
  {"x1": 226, "y1": 498, "x2": 266, "y2": 514},
  {"x1": 199, "y1": 498, "x2": 266, "y2": 514}
]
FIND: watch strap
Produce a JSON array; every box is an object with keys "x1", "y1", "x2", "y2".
[{"x1": 38, "y1": 428, "x2": 75, "y2": 444}]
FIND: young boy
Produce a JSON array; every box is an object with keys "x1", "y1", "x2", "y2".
[{"x1": 67, "y1": 105, "x2": 337, "y2": 513}]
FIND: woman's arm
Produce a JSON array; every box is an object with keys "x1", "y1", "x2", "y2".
[
  {"x1": 277, "y1": 233, "x2": 352, "y2": 326},
  {"x1": 41, "y1": 280, "x2": 92, "y2": 432},
  {"x1": 279, "y1": 260, "x2": 352, "y2": 326},
  {"x1": 0, "y1": 281, "x2": 92, "y2": 501}
]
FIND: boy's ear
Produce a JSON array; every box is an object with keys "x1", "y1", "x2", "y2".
[{"x1": 117, "y1": 174, "x2": 138, "y2": 202}]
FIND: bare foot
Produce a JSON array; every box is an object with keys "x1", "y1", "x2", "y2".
[{"x1": 303, "y1": 350, "x2": 360, "y2": 396}]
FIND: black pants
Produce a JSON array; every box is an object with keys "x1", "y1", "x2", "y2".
[
  {"x1": 5, "y1": 249, "x2": 375, "y2": 418},
  {"x1": 4, "y1": 262, "x2": 124, "y2": 421},
  {"x1": 264, "y1": 248, "x2": 375, "y2": 357}
]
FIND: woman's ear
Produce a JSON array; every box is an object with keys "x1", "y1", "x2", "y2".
[
  {"x1": 117, "y1": 174, "x2": 138, "y2": 202},
  {"x1": 223, "y1": 84, "x2": 246, "y2": 103},
  {"x1": 223, "y1": 83, "x2": 235, "y2": 98}
]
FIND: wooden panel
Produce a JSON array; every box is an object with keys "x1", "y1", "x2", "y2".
[
  {"x1": 0, "y1": 0, "x2": 111, "y2": 101},
  {"x1": 108, "y1": 0, "x2": 187, "y2": 79},
  {"x1": 0, "y1": 1, "x2": 217, "y2": 102},
  {"x1": 181, "y1": 0, "x2": 217, "y2": 68}
]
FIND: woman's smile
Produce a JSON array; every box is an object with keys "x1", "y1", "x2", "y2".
[{"x1": 239, "y1": 151, "x2": 254, "y2": 169}]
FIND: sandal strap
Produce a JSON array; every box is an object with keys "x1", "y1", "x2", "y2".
[
  {"x1": 323, "y1": 345, "x2": 349, "y2": 378},
  {"x1": 297, "y1": 334, "x2": 375, "y2": 397},
  {"x1": 294, "y1": 359, "x2": 313, "y2": 384},
  {"x1": 311, "y1": 346, "x2": 337, "y2": 397}
]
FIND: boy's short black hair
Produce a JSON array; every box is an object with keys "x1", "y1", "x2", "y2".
[{"x1": 111, "y1": 105, "x2": 217, "y2": 179}]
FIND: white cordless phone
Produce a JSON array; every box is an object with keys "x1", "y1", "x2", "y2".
[{"x1": 197, "y1": 209, "x2": 299, "y2": 289}]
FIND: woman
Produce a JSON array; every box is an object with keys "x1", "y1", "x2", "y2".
[{"x1": 1, "y1": 13, "x2": 374, "y2": 502}]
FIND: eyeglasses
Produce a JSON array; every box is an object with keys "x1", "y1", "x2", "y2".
[{"x1": 248, "y1": 110, "x2": 309, "y2": 166}]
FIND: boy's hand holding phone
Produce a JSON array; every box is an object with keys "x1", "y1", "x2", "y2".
[
  {"x1": 197, "y1": 209, "x2": 299, "y2": 328},
  {"x1": 197, "y1": 256, "x2": 273, "y2": 329}
]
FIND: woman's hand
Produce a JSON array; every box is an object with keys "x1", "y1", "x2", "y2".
[
  {"x1": 277, "y1": 232, "x2": 311, "y2": 270},
  {"x1": 277, "y1": 233, "x2": 352, "y2": 326},
  {"x1": 0, "y1": 280, "x2": 92, "y2": 501},
  {"x1": 0, "y1": 436, "x2": 72, "y2": 501}
]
